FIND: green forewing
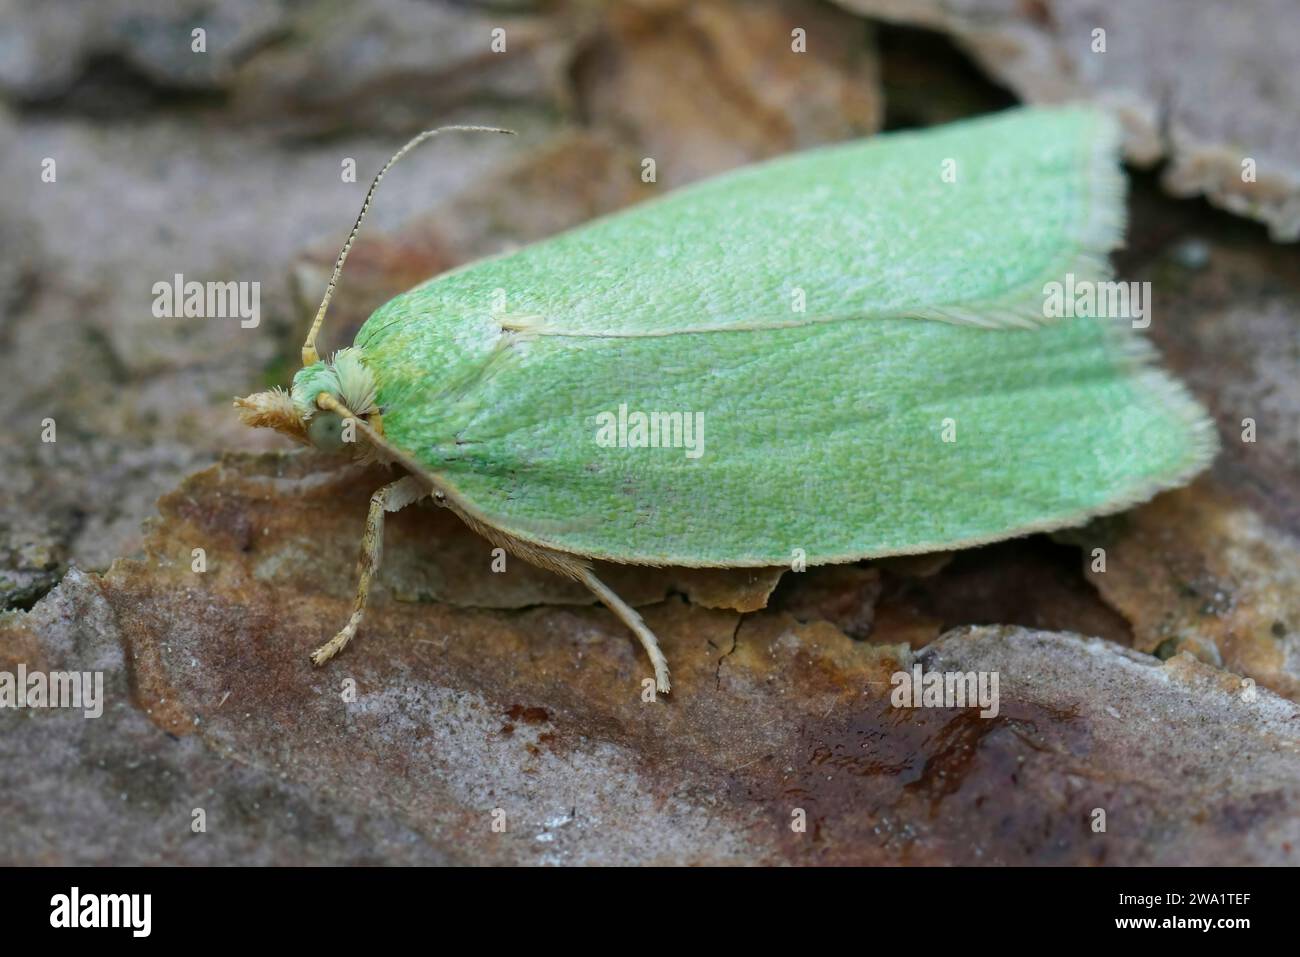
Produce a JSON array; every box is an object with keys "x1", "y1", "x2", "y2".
[{"x1": 353, "y1": 106, "x2": 1214, "y2": 566}]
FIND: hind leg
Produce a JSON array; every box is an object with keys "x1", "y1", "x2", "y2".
[{"x1": 571, "y1": 565, "x2": 672, "y2": 694}]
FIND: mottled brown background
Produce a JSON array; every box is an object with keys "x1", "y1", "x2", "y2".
[{"x1": 1, "y1": 0, "x2": 1297, "y2": 864}]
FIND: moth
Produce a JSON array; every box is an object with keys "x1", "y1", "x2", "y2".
[{"x1": 237, "y1": 108, "x2": 1216, "y2": 694}]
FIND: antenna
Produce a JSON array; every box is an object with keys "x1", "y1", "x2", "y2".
[{"x1": 301, "y1": 125, "x2": 516, "y2": 367}]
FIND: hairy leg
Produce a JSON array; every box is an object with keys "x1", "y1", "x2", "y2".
[{"x1": 310, "y1": 475, "x2": 427, "y2": 666}]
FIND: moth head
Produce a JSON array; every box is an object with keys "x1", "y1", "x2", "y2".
[
  {"x1": 235, "y1": 347, "x2": 379, "y2": 454},
  {"x1": 239, "y1": 127, "x2": 509, "y2": 453}
]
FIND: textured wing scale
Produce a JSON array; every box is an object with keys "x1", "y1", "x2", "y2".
[
  {"x1": 362, "y1": 106, "x2": 1123, "y2": 344},
  {"x1": 354, "y1": 106, "x2": 1215, "y2": 567}
]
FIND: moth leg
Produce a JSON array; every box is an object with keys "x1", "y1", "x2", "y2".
[
  {"x1": 435, "y1": 500, "x2": 673, "y2": 693},
  {"x1": 310, "y1": 475, "x2": 427, "y2": 666},
  {"x1": 573, "y1": 566, "x2": 672, "y2": 695}
]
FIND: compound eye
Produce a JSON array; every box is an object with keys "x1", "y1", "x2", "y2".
[{"x1": 308, "y1": 410, "x2": 347, "y2": 452}]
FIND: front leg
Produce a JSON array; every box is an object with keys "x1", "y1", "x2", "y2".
[{"x1": 310, "y1": 475, "x2": 427, "y2": 666}]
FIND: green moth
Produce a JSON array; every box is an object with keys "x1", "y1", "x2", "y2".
[{"x1": 237, "y1": 108, "x2": 1216, "y2": 694}]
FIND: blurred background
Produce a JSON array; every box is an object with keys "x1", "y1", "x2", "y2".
[{"x1": 1, "y1": 0, "x2": 1298, "y2": 865}]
